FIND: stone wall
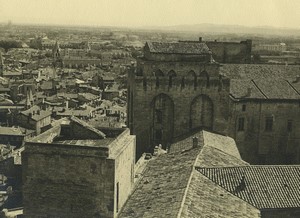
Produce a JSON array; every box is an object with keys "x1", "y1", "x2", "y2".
[
  {"x1": 206, "y1": 40, "x2": 252, "y2": 64},
  {"x1": 22, "y1": 128, "x2": 135, "y2": 218},
  {"x1": 229, "y1": 100, "x2": 300, "y2": 164},
  {"x1": 129, "y1": 61, "x2": 230, "y2": 158},
  {"x1": 113, "y1": 131, "x2": 136, "y2": 215},
  {"x1": 22, "y1": 143, "x2": 114, "y2": 218}
]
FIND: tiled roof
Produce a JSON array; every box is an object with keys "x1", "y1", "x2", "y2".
[
  {"x1": 220, "y1": 64, "x2": 300, "y2": 80},
  {"x1": 230, "y1": 79, "x2": 300, "y2": 99},
  {"x1": 222, "y1": 64, "x2": 300, "y2": 100},
  {"x1": 119, "y1": 147, "x2": 200, "y2": 218},
  {"x1": 21, "y1": 106, "x2": 52, "y2": 121},
  {"x1": 119, "y1": 130, "x2": 248, "y2": 218},
  {"x1": 230, "y1": 79, "x2": 266, "y2": 99},
  {"x1": 146, "y1": 41, "x2": 211, "y2": 55},
  {"x1": 170, "y1": 131, "x2": 244, "y2": 163},
  {"x1": 195, "y1": 131, "x2": 249, "y2": 168},
  {"x1": 197, "y1": 165, "x2": 300, "y2": 209},
  {"x1": 180, "y1": 170, "x2": 260, "y2": 218}
]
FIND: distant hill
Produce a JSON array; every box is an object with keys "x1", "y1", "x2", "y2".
[{"x1": 141, "y1": 23, "x2": 300, "y2": 36}]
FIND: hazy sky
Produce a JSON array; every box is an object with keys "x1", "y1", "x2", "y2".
[{"x1": 1, "y1": 0, "x2": 300, "y2": 28}]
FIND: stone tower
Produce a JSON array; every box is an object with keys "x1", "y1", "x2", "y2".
[
  {"x1": 52, "y1": 41, "x2": 63, "y2": 77},
  {"x1": 0, "y1": 51, "x2": 4, "y2": 77},
  {"x1": 128, "y1": 41, "x2": 231, "y2": 158},
  {"x1": 25, "y1": 86, "x2": 34, "y2": 109}
]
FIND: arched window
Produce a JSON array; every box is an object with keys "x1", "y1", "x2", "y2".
[
  {"x1": 156, "y1": 76, "x2": 159, "y2": 88},
  {"x1": 181, "y1": 77, "x2": 185, "y2": 89},
  {"x1": 143, "y1": 77, "x2": 147, "y2": 90},
  {"x1": 151, "y1": 94, "x2": 174, "y2": 149},
  {"x1": 199, "y1": 71, "x2": 209, "y2": 87},
  {"x1": 153, "y1": 69, "x2": 164, "y2": 77},
  {"x1": 167, "y1": 70, "x2": 176, "y2": 87},
  {"x1": 187, "y1": 70, "x2": 197, "y2": 88}
]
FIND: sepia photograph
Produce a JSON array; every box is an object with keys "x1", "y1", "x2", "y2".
[{"x1": 0, "y1": 0, "x2": 300, "y2": 217}]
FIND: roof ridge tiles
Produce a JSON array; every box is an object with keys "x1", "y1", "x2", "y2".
[
  {"x1": 251, "y1": 79, "x2": 268, "y2": 99},
  {"x1": 286, "y1": 79, "x2": 300, "y2": 96}
]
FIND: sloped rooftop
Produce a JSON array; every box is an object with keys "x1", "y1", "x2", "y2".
[
  {"x1": 120, "y1": 129, "x2": 300, "y2": 217},
  {"x1": 119, "y1": 131, "x2": 251, "y2": 218},
  {"x1": 221, "y1": 64, "x2": 300, "y2": 100},
  {"x1": 146, "y1": 41, "x2": 211, "y2": 55},
  {"x1": 220, "y1": 64, "x2": 300, "y2": 80},
  {"x1": 181, "y1": 170, "x2": 260, "y2": 218},
  {"x1": 21, "y1": 105, "x2": 52, "y2": 121},
  {"x1": 230, "y1": 78, "x2": 300, "y2": 100},
  {"x1": 119, "y1": 147, "x2": 200, "y2": 218},
  {"x1": 197, "y1": 165, "x2": 300, "y2": 209}
]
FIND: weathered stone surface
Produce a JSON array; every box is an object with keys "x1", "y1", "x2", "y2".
[{"x1": 23, "y1": 119, "x2": 136, "y2": 218}]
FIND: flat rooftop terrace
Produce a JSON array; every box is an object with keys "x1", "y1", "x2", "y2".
[{"x1": 54, "y1": 138, "x2": 114, "y2": 148}]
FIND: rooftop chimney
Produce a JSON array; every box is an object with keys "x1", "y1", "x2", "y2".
[{"x1": 193, "y1": 137, "x2": 199, "y2": 148}]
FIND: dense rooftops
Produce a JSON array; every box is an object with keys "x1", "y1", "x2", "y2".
[{"x1": 145, "y1": 41, "x2": 211, "y2": 55}]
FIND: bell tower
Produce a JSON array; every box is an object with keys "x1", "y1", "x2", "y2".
[{"x1": 52, "y1": 41, "x2": 62, "y2": 77}]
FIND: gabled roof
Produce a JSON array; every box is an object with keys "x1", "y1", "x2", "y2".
[
  {"x1": 119, "y1": 147, "x2": 200, "y2": 218},
  {"x1": 181, "y1": 169, "x2": 260, "y2": 218},
  {"x1": 119, "y1": 131, "x2": 250, "y2": 218},
  {"x1": 21, "y1": 105, "x2": 52, "y2": 121},
  {"x1": 197, "y1": 165, "x2": 300, "y2": 209},
  {"x1": 145, "y1": 41, "x2": 211, "y2": 55}
]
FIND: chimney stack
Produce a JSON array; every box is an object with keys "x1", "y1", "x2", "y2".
[{"x1": 193, "y1": 137, "x2": 199, "y2": 148}]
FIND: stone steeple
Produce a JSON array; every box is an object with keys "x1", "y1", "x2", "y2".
[
  {"x1": 25, "y1": 87, "x2": 34, "y2": 109},
  {"x1": 52, "y1": 41, "x2": 61, "y2": 60},
  {"x1": 52, "y1": 41, "x2": 62, "y2": 77},
  {"x1": 0, "y1": 51, "x2": 3, "y2": 77}
]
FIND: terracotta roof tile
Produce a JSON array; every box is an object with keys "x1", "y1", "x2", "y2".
[
  {"x1": 119, "y1": 131, "x2": 249, "y2": 218},
  {"x1": 197, "y1": 165, "x2": 300, "y2": 209},
  {"x1": 181, "y1": 170, "x2": 260, "y2": 218},
  {"x1": 119, "y1": 148, "x2": 199, "y2": 218}
]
